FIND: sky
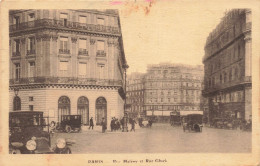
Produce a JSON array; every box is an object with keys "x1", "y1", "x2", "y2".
[{"x1": 118, "y1": 2, "x2": 227, "y2": 74}]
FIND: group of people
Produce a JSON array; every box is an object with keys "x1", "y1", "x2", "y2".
[
  {"x1": 110, "y1": 117, "x2": 121, "y2": 132},
  {"x1": 88, "y1": 117, "x2": 140, "y2": 133}
]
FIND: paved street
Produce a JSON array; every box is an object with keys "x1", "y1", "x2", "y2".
[{"x1": 50, "y1": 123, "x2": 251, "y2": 153}]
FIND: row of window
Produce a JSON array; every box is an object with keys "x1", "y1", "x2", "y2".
[
  {"x1": 145, "y1": 105, "x2": 200, "y2": 111},
  {"x1": 13, "y1": 12, "x2": 107, "y2": 26},
  {"x1": 146, "y1": 97, "x2": 200, "y2": 103},
  {"x1": 206, "y1": 66, "x2": 242, "y2": 88},
  {"x1": 206, "y1": 43, "x2": 244, "y2": 74},
  {"x1": 13, "y1": 61, "x2": 106, "y2": 80},
  {"x1": 146, "y1": 82, "x2": 201, "y2": 88},
  {"x1": 212, "y1": 91, "x2": 244, "y2": 103},
  {"x1": 12, "y1": 37, "x2": 107, "y2": 56}
]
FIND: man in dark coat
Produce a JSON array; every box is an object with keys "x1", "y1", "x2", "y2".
[
  {"x1": 101, "y1": 118, "x2": 106, "y2": 133},
  {"x1": 89, "y1": 117, "x2": 94, "y2": 130},
  {"x1": 130, "y1": 119, "x2": 137, "y2": 132}
]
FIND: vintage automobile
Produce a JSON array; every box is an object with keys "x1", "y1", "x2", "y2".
[
  {"x1": 170, "y1": 112, "x2": 181, "y2": 126},
  {"x1": 55, "y1": 115, "x2": 82, "y2": 133},
  {"x1": 182, "y1": 113, "x2": 203, "y2": 132},
  {"x1": 9, "y1": 111, "x2": 74, "y2": 154}
]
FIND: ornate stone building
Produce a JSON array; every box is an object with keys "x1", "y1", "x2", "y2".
[
  {"x1": 9, "y1": 9, "x2": 128, "y2": 126},
  {"x1": 143, "y1": 63, "x2": 203, "y2": 122},
  {"x1": 202, "y1": 9, "x2": 252, "y2": 122},
  {"x1": 126, "y1": 72, "x2": 145, "y2": 118}
]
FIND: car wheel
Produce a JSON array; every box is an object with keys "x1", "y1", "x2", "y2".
[
  {"x1": 11, "y1": 149, "x2": 21, "y2": 154},
  {"x1": 65, "y1": 125, "x2": 72, "y2": 133}
]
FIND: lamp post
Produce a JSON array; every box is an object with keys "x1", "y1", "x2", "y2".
[
  {"x1": 122, "y1": 64, "x2": 129, "y2": 132},
  {"x1": 14, "y1": 87, "x2": 19, "y2": 96}
]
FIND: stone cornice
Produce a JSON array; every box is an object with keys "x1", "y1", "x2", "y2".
[{"x1": 9, "y1": 84, "x2": 121, "y2": 90}]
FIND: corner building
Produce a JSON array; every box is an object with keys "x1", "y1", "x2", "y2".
[
  {"x1": 144, "y1": 63, "x2": 204, "y2": 122},
  {"x1": 203, "y1": 9, "x2": 252, "y2": 122},
  {"x1": 9, "y1": 10, "x2": 128, "y2": 126},
  {"x1": 126, "y1": 72, "x2": 145, "y2": 118}
]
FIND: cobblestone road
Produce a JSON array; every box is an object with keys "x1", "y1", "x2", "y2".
[{"x1": 50, "y1": 123, "x2": 251, "y2": 153}]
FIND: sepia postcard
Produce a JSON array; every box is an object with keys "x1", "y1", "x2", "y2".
[{"x1": 0, "y1": 0, "x2": 259, "y2": 165}]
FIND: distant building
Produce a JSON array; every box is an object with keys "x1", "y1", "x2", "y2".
[
  {"x1": 126, "y1": 72, "x2": 145, "y2": 118},
  {"x1": 9, "y1": 9, "x2": 128, "y2": 127},
  {"x1": 136, "y1": 63, "x2": 204, "y2": 122},
  {"x1": 202, "y1": 9, "x2": 252, "y2": 122}
]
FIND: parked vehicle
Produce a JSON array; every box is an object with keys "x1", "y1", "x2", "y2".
[
  {"x1": 56, "y1": 115, "x2": 82, "y2": 133},
  {"x1": 9, "y1": 111, "x2": 74, "y2": 154},
  {"x1": 182, "y1": 114, "x2": 203, "y2": 132},
  {"x1": 170, "y1": 112, "x2": 181, "y2": 126}
]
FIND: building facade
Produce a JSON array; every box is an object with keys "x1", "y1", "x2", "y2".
[
  {"x1": 126, "y1": 72, "x2": 145, "y2": 118},
  {"x1": 202, "y1": 9, "x2": 252, "y2": 122},
  {"x1": 143, "y1": 63, "x2": 204, "y2": 122},
  {"x1": 9, "y1": 9, "x2": 128, "y2": 126}
]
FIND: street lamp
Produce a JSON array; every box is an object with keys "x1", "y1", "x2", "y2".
[
  {"x1": 122, "y1": 64, "x2": 129, "y2": 132},
  {"x1": 14, "y1": 87, "x2": 19, "y2": 96}
]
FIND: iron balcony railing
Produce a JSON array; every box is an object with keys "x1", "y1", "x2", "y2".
[
  {"x1": 27, "y1": 50, "x2": 36, "y2": 55},
  {"x1": 59, "y1": 49, "x2": 70, "y2": 54},
  {"x1": 78, "y1": 49, "x2": 88, "y2": 55},
  {"x1": 10, "y1": 77, "x2": 123, "y2": 87},
  {"x1": 12, "y1": 52, "x2": 21, "y2": 57},
  {"x1": 10, "y1": 19, "x2": 120, "y2": 35},
  {"x1": 203, "y1": 76, "x2": 251, "y2": 94},
  {"x1": 96, "y1": 50, "x2": 106, "y2": 57}
]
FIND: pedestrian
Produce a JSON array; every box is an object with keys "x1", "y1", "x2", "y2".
[
  {"x1": 130, "y1": 118, "x2": 137, "y2": 132},
  {"x1": 89, "y1": 117, "x2": 94, "y2": 130},
  {"x1": 110, "y1": 117, "x2": 115, "y2": 132},
  {"x1": 101, "y1": 118, "x2": 107, "y2": 133}
]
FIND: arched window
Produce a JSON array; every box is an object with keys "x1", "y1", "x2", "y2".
[
  {"x1": 224, "y1": 72, "x2": 227, "y2": 83},
  {"x1": 220, "y1": 74, "x2": 222, "y2": 83},
  {"x1": 77, "y1": 96, "x2": 89, "y2": 125},
  {"x1": 13, "y1": 96, "x2": 21, "y2": 111},
  {"x1": 58, "y1": 96, "x2": 70, "y2": 122},
  {"x1": 95, "y1": 97, "x2": 107, "y2": 125}
]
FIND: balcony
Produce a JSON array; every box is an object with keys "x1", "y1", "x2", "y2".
[
  {"x1": 12, "y1": 52, "x2": 21, "y2": 57},
  {"x1": 96, "y1": 50, "x2": 106, "y2": 57},
  {"x1": 27, "y1": 50, "x2": 36, "y2": 55},
  {"x1": 9, "y1": 19, "x2": 120, "y2": 36},
  {"x1": 9, "y1": 77, "x2": 123, "y2": 87},
  {"x1": 203, "y1": 76, "x2": 251, "y2": 94},
  {"x1": 59, "y1": 49, "x2": 70, "y2": 54},
  {"x1": 78, "y1": 49, "x2": 88, "y2": 56}
]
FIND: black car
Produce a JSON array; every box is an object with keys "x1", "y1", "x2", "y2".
[
  {"x1": 182, "y1": 114, "x2": 203, "y2": 132},
  {"x1": 9, "y1": 111, "x2": 73, "y2": 154},
  {"x1": 56, "y1": 115, "x2": 82, "y2": 133}
]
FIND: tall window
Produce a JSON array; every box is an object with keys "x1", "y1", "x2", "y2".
[
  {"x1": 15, "y1": 63, "x2": 20, "y2": 81},
  {"x1": 77, "y1": 96, "x2": 89, "y2": 125},
  {"x1": 28, "y1": 61, "x2": 35, "y2": 77},
  {"x1": 59, "y1": 61, "x2": 68, "y2": 76},
  {"x1": 78, "y1": 63, "x2": 87, "y2": 77},
  {"x1": 97, "y1": 18, "x2": 105, "y2": 25},
  {"x1": 27, "y1": 37, "x2": 35, "y2": 54},
  {"x1": 13, "y1": 40, "x2": 20, "y2": 56},
  {"x1": 79, "y1": 39, "x2": 87, "y2": 55},
  {"x1": 59, "y1": 37, "x2": 69, "y2": 54},
  {"x1": 13, "y1": 96, "x2": 21, "y2": 111},
  {"x1": 28, "y1": 13, "x2": 35, "y2": 21},
  {"x1": 58, "y1": 96, "x2": 70, "y2": 122},
  {"x1": 97, "y1": 40, "x2": 105, "y2": 51},
  {"x1": 79, "y1": 16, "x2": 87, "y2": 24},
  {"x1": 14, "y1": 16, "x2": 20, "y2": 29},
  {"x1": 97, "y1": 64, "x2": 105, "y2": 79},
  {"x1": 60, "y1": 13, "x2": 68, "y2": 26}
]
